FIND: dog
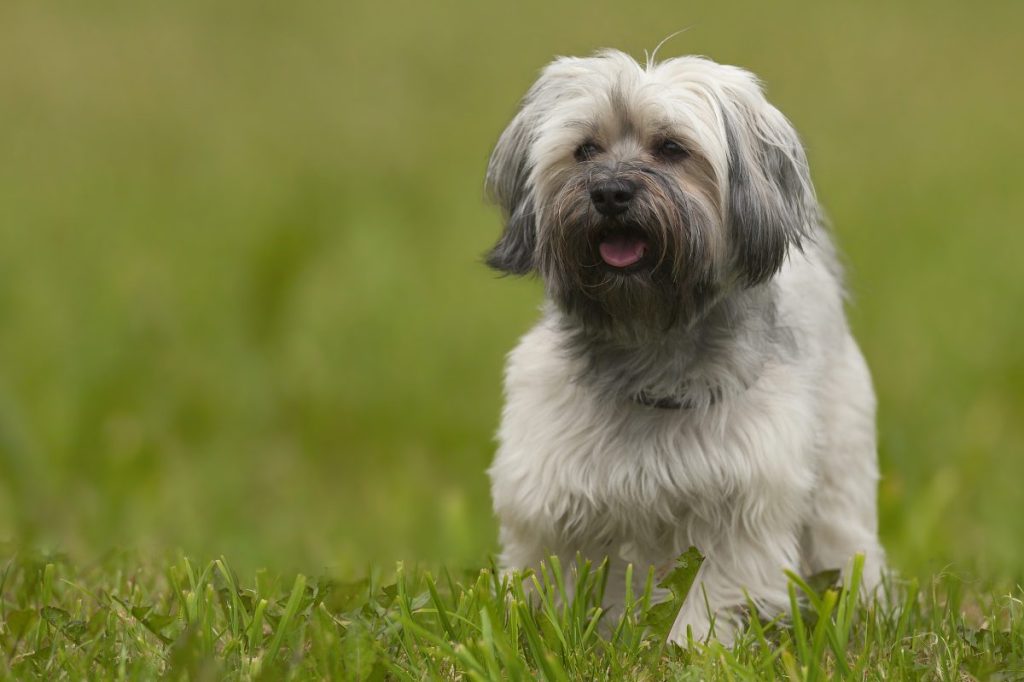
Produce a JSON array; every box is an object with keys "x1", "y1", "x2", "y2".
[{"x1": 484, "y1": 50, "x2": 886, "y2": 645}]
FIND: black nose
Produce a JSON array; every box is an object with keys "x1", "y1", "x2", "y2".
[{"x1": 589, "y1": 180, "x2": 636, "y2": 216}]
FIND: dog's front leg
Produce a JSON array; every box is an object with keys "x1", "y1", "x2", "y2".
[{"x1": 667, "y1": 532, "x2": 798, "y2": 647}]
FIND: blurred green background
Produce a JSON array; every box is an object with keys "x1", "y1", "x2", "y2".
[{"x1": 0, "y1": 1, "x2": 1021, "y2": 580}]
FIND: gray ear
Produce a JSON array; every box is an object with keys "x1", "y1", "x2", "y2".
[
  {"x1": 485, "y1": 57, "x2": 581, "y2": 274},
  {"x1": 722, "y1": 93, "x2": 815, "y2": 285},
  {"x1": 484, "y1": 105, "x2": 538, "y2": 275}
]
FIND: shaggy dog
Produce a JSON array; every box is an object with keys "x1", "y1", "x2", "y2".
[{"x1": 484, "y1": 50, "x2": 885, "y2": 645}]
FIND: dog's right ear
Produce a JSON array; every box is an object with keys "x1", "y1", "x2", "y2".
[
  {"x1": 485, "y1": 59, "x2": 580, "y2": 275},
  {"x1": 484, "y1": 86, "x2": 545, "y2": 275},
  {"x1": 484, "y1": 103, "x2": 537, "y2": 274}
]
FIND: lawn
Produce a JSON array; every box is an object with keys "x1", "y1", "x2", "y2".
[
  {"x1": 2, "y1": 549, "x2": 1022, "y2": 679},
  {"x1": 1, "y1": 0, "x2": 1022, "y2": 678}
]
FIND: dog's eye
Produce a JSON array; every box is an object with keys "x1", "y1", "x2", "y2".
[
  {"x1": 656, "y1": 139, "x2": 689, "y2": 161},
  {"x1": 574, "y1": 142, "x2": 601, "y2": 162}
]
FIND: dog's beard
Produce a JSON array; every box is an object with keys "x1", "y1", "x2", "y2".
[{"x1": 536, "y1": 166, "x2": 721, "y2": 341}]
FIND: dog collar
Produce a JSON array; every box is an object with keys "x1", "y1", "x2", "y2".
[
  {"x1": 633, "y1": 389, "x2": 717, "y2": 410},
  {"x1": 632, "y1": 361, "x2": 764, "y2": 410}
]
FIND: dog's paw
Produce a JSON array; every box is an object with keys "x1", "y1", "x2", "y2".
[{"x1": 667, "y1": 603, "x2": 739, "y2": 648}]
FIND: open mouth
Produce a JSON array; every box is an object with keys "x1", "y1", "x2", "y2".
[{"x1": 598, "y1": 227, "x2": 649, "y2": 270}]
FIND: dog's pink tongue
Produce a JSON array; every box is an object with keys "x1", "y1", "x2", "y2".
[{"x1": 599, "y1": 233, "x2": 647, "y2": 268}]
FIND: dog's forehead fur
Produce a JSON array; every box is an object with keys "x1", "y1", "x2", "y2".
[{"x1": 526, "y1": 51, "x2": 757, "y2": 186}]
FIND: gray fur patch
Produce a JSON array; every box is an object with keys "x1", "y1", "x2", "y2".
[
  {"x1": 556, "y1": 282, "x2": 797, "y2": 411},
  {"x1": 721, "y1": 101, "x2": 813, "y2": 285},
  {"x1": 484, "y1": 85, "x2": 542, "y2": 274}
]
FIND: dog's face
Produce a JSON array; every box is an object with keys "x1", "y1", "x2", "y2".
[{"x1": 486, "y1": 51, "x2": 816, "y2": 336}]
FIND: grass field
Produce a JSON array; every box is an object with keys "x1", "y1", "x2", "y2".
[
  {"x1": 1, "y1": 0, "x2": 1023, "y2": 677},
  {"x1": 2, "y1": 550, "x2": 1022, "y2": 679}
]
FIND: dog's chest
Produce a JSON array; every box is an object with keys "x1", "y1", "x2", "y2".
[
  {"x1": 495, "y1": 363, "x2": 815, "y2": 556},
  {"x1": 533, "y1": 399, "x2": 766, "y2": 514}
]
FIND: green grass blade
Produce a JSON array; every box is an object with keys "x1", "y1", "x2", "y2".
[{"x1": 265, "y1": 573, "x2": 307, "y2": 664}]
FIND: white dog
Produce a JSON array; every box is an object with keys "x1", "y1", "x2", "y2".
[{"x1": 484, "y1": 50, "x2": 885, "y2": 645}]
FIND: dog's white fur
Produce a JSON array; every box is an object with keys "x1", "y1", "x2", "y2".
[{"x1": 486, "y1": 51, "x2": 885, "y2": 645}]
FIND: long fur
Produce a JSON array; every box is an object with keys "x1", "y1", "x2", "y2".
[{"x1": 485, "y1": 50, "x2": 885, "y2": 645}]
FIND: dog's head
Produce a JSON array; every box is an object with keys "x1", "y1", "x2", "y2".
[{"x1": 486, "y1": 50, "x2": 817, "y2": 336}]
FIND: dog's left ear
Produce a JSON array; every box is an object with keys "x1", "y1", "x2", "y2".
[{"x1": 719, "y1": 82, "x2": 816, "y2": 286}]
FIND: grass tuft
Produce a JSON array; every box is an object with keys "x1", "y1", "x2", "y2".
[{"x1": 1, "y1": 548, "x2": 1021, "y2": 679}]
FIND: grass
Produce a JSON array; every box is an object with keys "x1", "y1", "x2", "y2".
[
  {"x1": 1, "y1": 0, "x2": 1023, "y2": 677},
  {"x1": 2, "y1": 549, "x2": 1021, "y2": 680}
]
